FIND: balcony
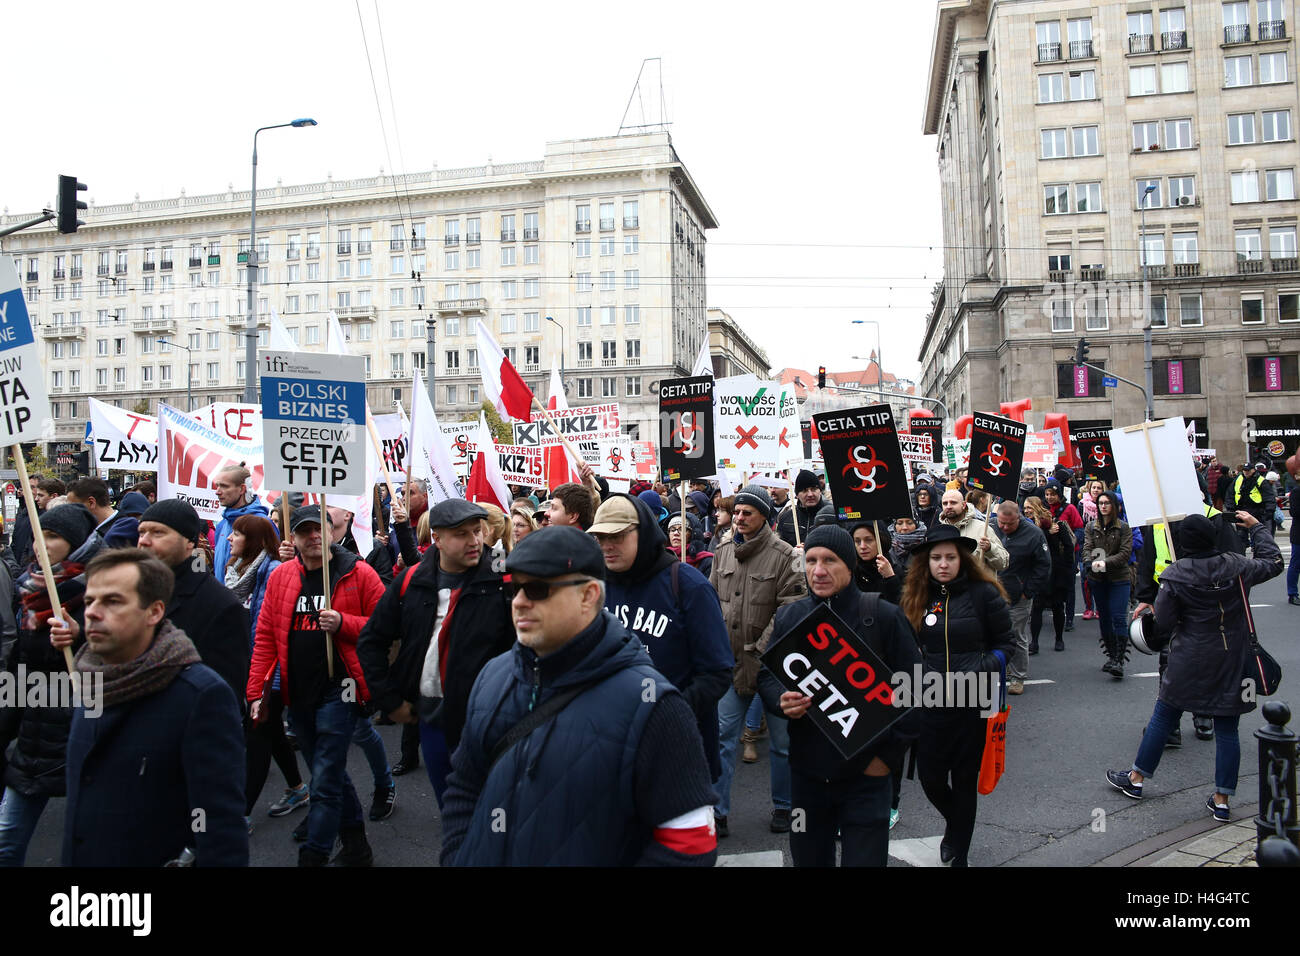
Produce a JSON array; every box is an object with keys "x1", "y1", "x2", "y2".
[
  {"x1": 576, "y1": 220, "x2": 591, "y2": 233},
  {"x1": 576, "y1": 359, "x2": 593, "y2": 369},
  {"x1": 53, "y1": 269, "x2": 66, "y2": 280},
  {"x1": 390, "y1": 239, "x2": 405, "y2": 251},
  {"x1": 1224, "y1": 24, "x2": 1250, "y2": 44},
  {"x1": 141, "y1": 262, "x2": 154, "y2": 272},
  {"x1": 1172, "y1": 262, "x2": 1201, "y2": 277},
  {"x1": 70, "y1": 268, "x2": 82, "y2": 279},
  {"x1": 209, "y1": 255, "x2": 222, "y2": 266},
  {"x1": 500, "y1": 230, "x2": 516, "y2": 243},
  {"x1": 159, "y1": 260, "x2": 172, "y2": 271},
  {"x1": 334, "y1": 305, "x2": 378, "y2": 322},
  {"x1": 1037, "y1": 41, "x2": 1062, "y2": 61},
  {"x1": 1260, "y1": 20, "x2": 1286, "y2": 40},
  {"x1": 306, "y1": 246, "x2": 320, "y2": 259},
  {"x1": 337, "y1": 244, "x2": 351, "y2": 255},
  {"x1": 599, "y1": 218, "x2": 615, "y2": 231},
  {"x1": 1081, "y1": 267, "x2": 1105, "y2": 281},
  {"x1": 411, "y1": 238, "x2": 426, "y2": 250},
  {"x1": 601, "y1": 358, "x2": 617, "y2": 368},
  {"x1": 1143, "y1": 264, "x2": 1169, "y2": 278},
  {"x1": 1237, "y1": 257, "x2": 1265, "y2": 274},
  {"x1": 357, "y1": 241, "x2": 371, "y2": 254},
  {"x1": 436, "y1": 297, "x2": 488, "y2": 315},
  {"x1": 1271, "y1": 256, "x2": 1299, "y2": 272},
  {"x1": 1162, "y1": 30, "x2": 1188, "y2": 49},
  {"x1": 25, "y1": 271, "x2": 38, "y2": 282},
  {"x1": 41, "y1": 321, "x2": 86, "y2": 340},
  {"x1": 131, "y1": 316, "x2": 179, "y2": 335},
  {"x1": 466, "y1": 233, "x2": 480, "y2": 246},
  {"x1": 444, "y1": 235, "x2": 460, "y2": 247},
  {"x1": 115, "y1": 265, "x2": 128, "y2": 275},
  {"x1": 186, "y1": 257, "x2": 201, "y2": 268},
  {"x1": 1048, "y1": 270, "x2": 1069, "y2": 283},
  {"x1": 97, "y1": 265, "x2": 109, "y2": 276},
  {"x1": 1068, "y1": 39, "x2": 1094, "y2": 58},
  {"x1": 237, "y1": 251, "x2": 251, "y2": 263},
  {"x1": 1128, "y1": 33, "x2": 1153, "y2": 53},
  {"x1": 225, "y1": 312, "x2": 270, "y2": 328},
  {"x1": 626, "y1": 357, "x2": 640, "y2": 366},
  {"x1": 113, "y1": 382, "x2": 127, "y2": 392},
  {"x1": 523, "y1": 228, "x2": 539, "y2": 241},
  {"x1": 623, "y1": 217, "x2": 639, "y2": 230},
  {"x1": 287, "y1": 248, "x2": 300, "y2": 259}
]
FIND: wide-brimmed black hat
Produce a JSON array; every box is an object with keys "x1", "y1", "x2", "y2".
[{"x1": 909, "y1": 522, "x2": 977, "y2": 555}]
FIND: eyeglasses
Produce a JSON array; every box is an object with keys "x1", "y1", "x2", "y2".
[{"x1": 503, "y1": 578, "x2": 591, "y2": 601}]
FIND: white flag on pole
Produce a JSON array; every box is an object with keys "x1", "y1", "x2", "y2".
[
  {"x1": 691, "y1": 335, "x2": 713, "y2": 378},
  {"x1": 409, "y1": 369, "x2": 463, "y2": 503},
  {"x1": 268, "y1": 306, "x2": 297, "y2": 352}
]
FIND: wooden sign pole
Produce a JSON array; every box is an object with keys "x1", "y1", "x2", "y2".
[
  {"x1": 365, "y1": 414, "x2": 399, "y2": 503},
  {"x1": 320, "y1": 508, "x2": 335, "y2": 680},
  {"x1": 13, "y1": 447, "x2": 75, "y2": 673},
  {"x1": 788, "y1": 467, "x2": 802, "y2": 548},
  {"x1": 680, "y1": 482, "x2": 688, "y2": 562}
]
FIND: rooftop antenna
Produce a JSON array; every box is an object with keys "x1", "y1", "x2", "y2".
[{"x1": 618, "y1": 58, "x2": 671, "y2": 135}]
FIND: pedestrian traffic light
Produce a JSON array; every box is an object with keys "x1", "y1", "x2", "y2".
[
  {"x1": 1074, "y1": 338, "x2": 1089, "y2": 366},
  {"x1": 817, "y1": 366, "x2": 826, "y2": 389},
  {"x1": 57, "y1": 175, "x2": 87, "y2": 234}
]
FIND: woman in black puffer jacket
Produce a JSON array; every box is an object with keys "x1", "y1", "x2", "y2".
[{"x1": 901, "y1": 524, "x2": 1016, "y2": 867}]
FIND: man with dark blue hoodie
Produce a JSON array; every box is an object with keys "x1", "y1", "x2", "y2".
[
  {"x1": 212, "y1": 465, "x2": 270, "y2": 580},
  {"x1": 592, "y1": 495, "x2": 732, "y2": 781}
]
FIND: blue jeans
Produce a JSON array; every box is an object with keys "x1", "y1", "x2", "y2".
[
  {"x1": 1287, "y1": 539, "x2": 1298, "y2": 597},
  {"x1": 1089, "y1": 576, "x2": 1130, "y2": 642},
  {"x1": 715, "y1": 670, "x2": 790, "y2": 817},
  {"x1": 745, "y1": 695, "x2": 764, "y2": 733},
  {"x1": 1133, "y1": 699, "x2": 1242, "y2": 795},
  {"x1": 351, "y1": 718, "x2": 394, "y2": 790},
  {"x1": 0, "y1": 788, "x2": 50, "y2": 866},
  {"x1": 290, "y1": 686, "x2": 365, "y2": 856},
  {"x1": 419, "y1": 722, "x2": 453, "y2": 809}
]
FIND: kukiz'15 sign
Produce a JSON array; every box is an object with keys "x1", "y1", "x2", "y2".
[
  {"x1": 1075, "y1": 423, "x2": 1117, "y2": 484},
  {"x1": 966, "y1": 412, "x2": 1028, "y2": 502},
  {"x1": 658, "y1": 376, "x2": 714, "y2": 481},
  {"x1": 761, "y1": 602, "x2": 907, "y2": 760},
  {"x1": 812, "y1": 404, "x2": 911, "y2": 522}
]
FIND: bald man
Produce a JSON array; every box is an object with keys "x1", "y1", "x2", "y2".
[{"x1": 938, "y1": 488, "x2": 1009, "y2": 572}]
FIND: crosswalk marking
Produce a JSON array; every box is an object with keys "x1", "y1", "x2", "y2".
[
  {"x1": 1022, "y1": 679, "x2": 1055, "y2": 685},
  {"x1": 1133, "y1": 671, "x2": 1160, "y2": 678},
  {"x1": 716, "y1": 850, "x2": 785, "y2": 867},
  {"x1": 888, "y1": 835, "x2": 947, "y2": 867}
]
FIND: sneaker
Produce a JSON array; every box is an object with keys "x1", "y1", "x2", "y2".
[
  {"x1": 1106, "y1": 769, "x2": 1143, "y2": 799},
  {"x1": 770, "y1": 808, "x2": 792, "y2": 833},
  {"x1": 1007, "y1": 680, "x2": 1024, "y2": 695},
  {"x1": 1054, "y1": 637, "x2": 1065, "y2": 651},
  {"x1": 1206, "y1": 795, "x2": 1230, "y2": 823},
  {"x1": 1288, "y1": 595, "x2": 1300, "y2": 606},
  {"x1": 292, "y1": 817, "x2": 309, "y2": 842},
  {"x1": 714, "y1": 813, "x2": 729, "y2": 838},
  {"x1": 369, "y1": 785, "x2": 396, "y2": 821},
  {"x1": 246, "y1": 815, "x2": 254, "y2": 836},
  {"x1": 1083, "y1": 609, "x2": 1097, "y2": 620},
  {"x1": 889, "y1": 808, "x2": 900, "y2": 830},
  {"x1": 269, "y1": 783, "x2": 309, "y2": 817}
]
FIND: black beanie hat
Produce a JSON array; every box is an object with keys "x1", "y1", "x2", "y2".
[
  {"x1": 804, "y1": 524, "x2": 857, "y2": 571},
  {"x1": 140, "y1": 499, "x2": 202, "y2": 543},
  {"x1": 795, "y1": 469, "x2": 820, "y2": 493},
  {"x1": 1178, "y1": 513, "x2": 1218, "y2": 557},
  {"x1": 734, "y1": 484, "x2": 775, "y2": 519},
  {"x1": 39, "y1": 504, "x2": 97, "y2": 554}
]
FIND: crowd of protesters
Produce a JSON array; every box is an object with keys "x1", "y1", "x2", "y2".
[{"x1": 0, "y1": 443, "x2": 1291, "y2": 868}]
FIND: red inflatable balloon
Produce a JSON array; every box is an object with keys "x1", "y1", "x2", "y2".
[
  {"x1": 954, "y1": 415, "x2": 974, "y2": 441},
  {"x1": 1042, "y1": 412, "x2": 1076, "y2": 469},
  {"x1": 1000, "y1": 398, "x2": 1033, "y2": 424}
]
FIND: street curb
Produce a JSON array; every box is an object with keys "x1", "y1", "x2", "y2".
[{"x1": 1095, "y1": 802, "x2": 1261, "y2": 867}]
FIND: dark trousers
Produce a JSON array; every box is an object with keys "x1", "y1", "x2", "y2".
[
  {"x1": 419, "y1": 722, "x2": 453, "y2": 809},
  {"x1": 790, "y1": 768, "x2": 893, "y2": 867},
  {"x1": 918, "y1": 709, "x2": 987, "y2": 865},
  {"x1": 400, "y1": 721, "x2": 420, "y2": 764},
  {"x1": 1031, "y1": 591, "x2": 1066, "y2": 643},
  {"x1": 244, "y1": 691, "x2": 302, "y2": 816}
]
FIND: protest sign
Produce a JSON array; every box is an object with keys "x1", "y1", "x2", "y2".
[
  {"x1": 898, "y1": 433, "x2": 933, "y2": 468},
  {"x1": 511, "y1": 403, "x2": 621, "y2": 447},
  {"x1": 630, "y1": 441, "x2": 658, "y2": 481},
  {"x1": 1075, "y1": 423, "x2": 1118, "y2": 484},
  {"x1": 761, "y1": 602, "x2": 906, "y2": 760},
  {"x1": 372, "y1": 412, "x2": 410, "y2": 473},
  {"x1": 0, "y1": 258, "x2": 51, "y2": 444},
  {"x1": 909, "y1": 416, "x2": 944, "y2": 464},
  {"x1": 945, "y1": 438, "x2": 971, "y2": 470},
  {"x1": 260, "y1": 351, "x2": 367, "y2": 496},
  {"x1": 439, "y1": 421, "x2": 478, "y2": 475},
  {"x1": 493, "y1": 444, "x2": 546, "y2": 485},
  {"x1": 1110, "y1": 417, "x2": 1204, "y2": 530},
  {"x1": 90, "y1": 399, "x2": 158, "y2": 471},
  {"x1": 712, "y1": 377, "x2": 799, "y2": 472},
  {"x1": 812, "y1": 404, "x2": 911, "y2": 522},
  {"x1": 598, "y1": 438, "x2": 633, "y2": 480},
  {"x1": 158, "y1": 403, "x2": 264, "y2": 520},
  {"x1": 1022, "y1": 431, "x2": 1060, "y2": 469},
  {"x1": 966, "y1": 413, "x2": 1028, "y2": 501},
  {"x1": 658, "y1": 376, "x2": 715, "y2": 482}
]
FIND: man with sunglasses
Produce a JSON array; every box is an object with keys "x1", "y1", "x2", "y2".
[
  {"x1": 358, "y1": 499, "x2": 514, "y2": 808},
  {"x1": 441, "y1": 526, "x2": 718, "y2": 866}
]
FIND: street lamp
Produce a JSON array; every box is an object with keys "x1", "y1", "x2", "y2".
[
  {"x1": 850, "y1": 319, "x2": 883, "y2": 385},
  {"x1": 545, "y1": 315, "x2": 565, "y2": 396},
  {"x1": 1140, "y1": 182, "x2": 1158, "y2": 421},
  {"x1": 246, "y1": 118, "x2": 317, "y2": 403},
  {"x1": 158, "y1": 338, "x2": 195, "y2": 411}
]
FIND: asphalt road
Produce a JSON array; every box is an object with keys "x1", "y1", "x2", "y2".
[{"x1": 19, "y1": 547, "x2": 1300, "y2": 867}]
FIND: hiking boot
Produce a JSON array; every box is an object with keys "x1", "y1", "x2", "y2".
[
  {"x1": 1166, "y1": 726, "x2": 1182, "y2": 749},
  {"x1": 331, "y1": 826, "x2": 374, "y2": 867},
  {"x1": 770, "y1": 808, "x2": 792, "y2": 833},
  {"x1": 1106, "y1": 769, "x2": 1143, "y2": 799},
  {"x1": 1007, "y1": 680, "x2": 1024, "y2": 695},
  {"x1": 369, "y1": 785, "x2": 396, "y2": 821},
  {"x1": 298, "y1": 845, "x2": 330, "y2": 867},
  {"x1": 741, "y1": 729, "x2": 759, "y2": 764},
  {"x1": 269, "y1": 783, "x2": 309, "y2": 817}
]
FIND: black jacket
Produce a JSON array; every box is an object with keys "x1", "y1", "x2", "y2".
[
  {"x1": 1036, "y1": 517, "x2": 1075, "y2": 593},
  {"x1": 777, "y1": 500, "x2": 834, "y2": 547},
  {"x1": 915, "y1": 572, "x2": 1016, "y2": 692},
  {"x1": 8, "y1": 508, "x2": 34, "y2": 572},
  {"x1": 1226, "y1": 471, "x2": 1277, "y2": 522},
  {"x1": 0, "y1": 619, "x2": 86, "y2": 797},
  {"x1": 1134, "y1": 510, "x2": 1242, "y2": 604},
  {"x1": 772, "y1": 587, "x2": 922, "y2": 780},
  {"x1": 166, "y1": 559, "x2": 250, "y2": 706},
  {"x1": 1154, "y1": 524, "x2": 1284, "y2": 715},
  {"x1": 994, "y1": 518, "x2": 1052, "y2": 605},
  {"x1": 357, "y1": 546, "x2": 514, "y2": 752}
]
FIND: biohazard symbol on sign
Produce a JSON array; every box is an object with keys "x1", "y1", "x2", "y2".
[
  {"x1": 1090, "y1": 444, "x2": 1110, "y2": 468},
  {"x1": 843, "y1": 444, "x2": 887, "y2": 493},
  {"x1": 981, "y1": 441, "x2": 1011, "y2": 477},
  {"x1": 734, "y1": 426, "x2": 759, "y2": 450},
  {"x1": 453, "y1": 434, "x2": 469, "y2": 460},
  {"x1": 672, "y1": 411, "x2": 700, "y2": 456},
  {"x1": 606, "y1": 447, "x2": 625, "y2": 473}
]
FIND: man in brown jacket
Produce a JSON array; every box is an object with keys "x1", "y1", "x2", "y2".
[{"x1": 709, "y1": 484, "x2": 806, "y2": 837}]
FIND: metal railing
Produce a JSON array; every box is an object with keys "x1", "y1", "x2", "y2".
[
  {"x1": 357, "y1": 241, "x2": 371, "y2": 254},
  {"x1": 445, "y1": 235, "x2": 460, "y2": 246},
  {"x1": 1162, "y1": 30, "x2": 1187, "y2": 49},
  {"x1": 500, "y1": 230, "x2": 516, "y2": 242},
  {"x1": 599, "y1": 218, "x2": 615, "y2": 231},
  {"x1": 1038, "y1": 41, "x2": 1062, "y2": 60},
  {"x1": 623, "y1": 217, "x2": 639, "y2": 229},
  {"x1": 1225, "y1": 23, "x2": 1251, "y2": 43},
  {"x1": 337, "y1": 243, "x2": 351, "y2": 255},
  {"x1": 1129, "y1": 33, "x2": 1153, "y2": 53},
  {"x1": 1069, "y1": 39, "x2": 1094, "y2": 58},
  {"x1": 523, "y1": 228, "x2": 538, "y2": 240},
  {"x1": 1254, "y1": 702, "x2": 1299, "y2": 866},
  {"x1": 187, "y1": 257, "x2": 202, "y2": 268},
  {"x1": 576, "y1": 221, "x2": 591, "y2": 233},
  {"x1": 1260, "y1": 19, "x2": 1287, "y2": 40},
  {"x1": 70, "y1": 268, "x2": 82, "y2": 278}
]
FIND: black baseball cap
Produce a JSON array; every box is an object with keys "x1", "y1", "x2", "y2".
[{"x1": 290, "y1": 504, "x2": 334, "y2": 533}]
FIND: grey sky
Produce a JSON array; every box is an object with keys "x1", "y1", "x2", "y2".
[{"x1": 5, "y1": 0, "x2": 944, "y2": 378}]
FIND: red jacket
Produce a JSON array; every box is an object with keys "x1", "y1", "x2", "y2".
[{"x1": 246, "y1": 546, "x2": 385, "y2": 707}]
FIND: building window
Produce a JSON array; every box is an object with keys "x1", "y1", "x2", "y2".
[
  {"x1": 577, "y1": 378, "x2": 592, "y2": 398},
  {"x1": 624, "y1": 269, "x2": 639, "y2": 289},
  {"x1": 306, "y1": 325, "x2": 320, "y2": 345},
  {"x1": 1279, "y1": 291, "x2": 1300, "y2": 322},
  {"x1": 445, "y1": 385, "x2": 458, "y2": 405},
  {"x1": 501, "y1": 246, "x2": 516, "y2": 267},
  {"x1": 576, "y1": 272, "x2": 592, "y2": 293},
  {"x1": 601, "y1": 376, "x2": 618, "y2": 398},
  {"x1": 1172, "y1": 232, "x2": 1199, "y2": 264},
  {"x1": 501, "y1": 280, "x2": 517, "y2": 300},
  {"x1": 1075, "y1": 181, "x2": 1102, "y2": 212},
  {"x1": 625, "y1": 377, "x2": 641, "y2": 396},
  {"x1": 577, "y1": 307, "x2": 592, "y2": 327},
  {"x1": 623, "y1": 200, "x2": 639, "y2": 228},
  {"x1": 1228, "y1": 112, "x2": 1257, "y2": 144},
  {"x1": 1237, "y1": 228, "x2": 1264, "y2": 263},
  {"x1": 1231, "y1": 170, "x2": 1260, "y2": 202},
  {"x1": 445, "y1": 251, "x2": 459, "y2": 271},
  {"x1": 1069, "y1": 69, "x2": 1096, "y2": 100},
  {"x1": 1039, "y1": 73, "x2": 1065, "y2": 103},
  {"x1": 624, "y1": 235, "x2": 639, "y2": 255},
  {"x1": 1142, "y1": 234, "x2": 1167, "y2": 269},
  {"x1": 524, "y1": 345, "x2": 540, "y2": 368},
  {"x1": 599, "y1": 237, "x2": 616, "y2": 256},
  {"x1": 1154, "y1": 358, "x2": 1201, "y2": 395},
  {"x1": 1083, "y1": 297, "x2": 1108, "y2": 331},
  {"x1": 626, "y1": 339, "x2": 641, "y2": 361},
  {"x1": 575, "y1": 239, "x2": 591, "y2": 258},
  {"x1": 500, "y1": 313, "x2": 517, "y2": 334},
  {"x1": 1056, "y1": 362, "x2": 1105, "y2": 398},
  {"x1": 1165, "y1": 118, "x2": 1193, "y2": 150},
  {"x1": 1130, "y1": 65, "x2": 1158, "y2": 96},
  {"x1": 1260, "y1": 52, "x2": 1288, "y2": 84},
  {"x1": 523, "y1": 212, "x2": 538, "y2": 240},
  {"x1": 445, "y1": 350, "x2": 460, "y2": 371},
  {"x1": 578, "y1": 342, "x2": 592, "y2": 363},
  {"x1": 600, "y1": 306, "x2": 616, "y2": 325},
  {"x1": 1133, "y1": 121, "x2": 1159, "y2": 150},
  {"x1": 1266, "y1": 168, "x2": 1296, "y2": 201},
  {"x1": 523, "y1": 312, "x2": 539, "y2": 332},
  {"x1": 1047, "y1": 248, "x2": 1072, "y2": 273},
  {"x1": 576, "y1": 204, "x2": 591, "y2": 232},
  {"x1": 1262, "y1": 109, "x2": 1291, "y2": 143},
  {"x1": 1179, "y1": 293, "x2": 1203, "y2": 326},
  {"x1": 1168, "y1": 176, "x2": 1196, "y2": 206},
  {"x1": 1072, "y1": 125, "x2": 1099, "y2": 155},
  {"x1": 1042, "y1": 127, "x2": 1067, "y2": 159},
  {"x1": 600, "y1": 271, "x2": 616, "y2": 291},
  {"x1": 624, "y1": 305, "x2": 640, "y2": 324},
  {"x1": 467, "y1": 348, "x2": 477, "y2": 369},
  {"x1": 1241, "y1": 292, "x2": 1266, "y2": 324},
  {"x1": 1247, "y1": 354, "x2": 1299, "y2": 391},
  {"x1": 524, "y1": 278, "x2": 539, "y2": 298},
  {"x1": 1271, "y1": 226, "x2": 1298, "y2": 260},
  {"x1": 1150, "y1": 294, "x2": 1169, "y2": 328},
  {"x1": 1161, "y1": 62, "x2": 1190, "y2": 93},
  {"x1": 1225, "y1": 54, "x2": 1253, "y2": 87},
  {"x1": 1044, "y1": 184, "x2": 1069, "y2": 215},
  {"x1": 1137, "y1": 178, "x2": 1163, "y2": 208},
  {"x1": 524, "y1": 245, "x2": 539, "y2": 264},
  {"x1": 1051, "y1": 298, "x2": 1074, "y2": 332}
]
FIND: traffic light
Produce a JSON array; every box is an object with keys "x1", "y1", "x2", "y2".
[
  {"x1": 1074, "y1": 338, "x2": 1089, "y2": 366},
  {"x1": 817, "y1": 366, "x2": 826, "y2": 389},
  {"x1": 57, "y1": 175, "x2": 87, "y2": 234}
]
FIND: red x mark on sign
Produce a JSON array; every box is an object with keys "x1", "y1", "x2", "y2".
[
  {"x1": 734, "y1": 425, "x2": 759, "y2": 449},
  {"x1": 778, "y1": 427, "x2": 790, "y2": 448}
]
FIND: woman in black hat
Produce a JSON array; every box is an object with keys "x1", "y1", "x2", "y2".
[{"x1": 900, "y1": 523, "x2": 1016, "y2": 866}]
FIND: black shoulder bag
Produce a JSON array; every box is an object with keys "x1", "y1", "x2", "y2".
[{"x1": 1240, "y1": 577, "x2": 1282, "y2": 696}]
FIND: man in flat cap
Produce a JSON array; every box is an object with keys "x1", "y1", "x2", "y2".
[
  {"x1": 440, "y1": 525, "x2": 718, "y2": 866},
  {"x1": 358, "y1": 498, "x2": 514, "y2": 807}
]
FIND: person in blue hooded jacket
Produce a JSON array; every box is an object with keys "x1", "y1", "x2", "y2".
[
  {"x1": 212, "y1": 465, "x2": 270, "y2": 580},
  {"x1": 593, "y1": 494, "x2": 732, "y2": 781}
]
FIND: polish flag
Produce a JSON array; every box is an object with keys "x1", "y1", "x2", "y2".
[
  {"x1": 466, "y1": 412, "x2": 512, "y2": 511},
  {"x1": 475, "y1": 319, "x2": 534, "y2": 422},
  {"x1": 544, "y1": 358, "x2": 581, "y2": 490}
]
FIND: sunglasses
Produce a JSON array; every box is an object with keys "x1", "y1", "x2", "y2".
[{"x1": 503, "y1": 578, "x2": 591, "y2": 601}]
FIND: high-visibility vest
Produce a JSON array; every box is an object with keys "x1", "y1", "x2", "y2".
[
  {"x1": 1152, "y1": 504, "x2": 1221, "y2": 581},
  {"x1": 1233, "y1": 474, "x2": 1263, "y2": 507}
]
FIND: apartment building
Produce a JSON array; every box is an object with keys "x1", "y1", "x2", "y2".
[
  {"x1": 920, "y1": 0, "x2": 1300, "y2": 465},
  {"x1": 2, "y1": 131, "x2": 716, "y2": 456}
]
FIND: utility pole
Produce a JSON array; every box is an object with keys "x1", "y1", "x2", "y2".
[
  {"x1": 425, "y1": 316, "x2": 436, "y2": 408},
  {"x1": 1140, "y1": 183, "x2": 1157, "y2": 422}
]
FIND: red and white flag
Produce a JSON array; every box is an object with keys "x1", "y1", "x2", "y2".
[
  {"x1": 466, "y1": 412, "x2": 512, "y2": 511},
  {"x1": 475, "y1": 318, "x2": 534, "y2": 422},
  {"x1": 544, "y1": 358, "x2": 581, "y2": 490}
]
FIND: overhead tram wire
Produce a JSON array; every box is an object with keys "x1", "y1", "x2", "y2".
[{"x1": 354, "y1": 0, "x2": 413, "y2": 263}]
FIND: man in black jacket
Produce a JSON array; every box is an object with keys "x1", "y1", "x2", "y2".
[
  {"x1": 993, "y1": 501, "x2": 1051, "y2": 696},
  {"x1": 357, "y1": 498, "x2": 514, "y2": 808},
  {"x1": 775, "y1": 525, "x2": 921, "y2": 867},
  {"x1": 136, "y1": 500, "x2": 251, "y2": 704},
  {"x1": 777, "y1": 471, "x2": 834, "y2": 547}
]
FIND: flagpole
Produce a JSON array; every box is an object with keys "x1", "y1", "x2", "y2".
[
  {"x1": 321, "y1": 509, "x2": 335, "y2": 681},
  {"x1": 531, "y1": 395, "x2": 589, "y2": 474}
]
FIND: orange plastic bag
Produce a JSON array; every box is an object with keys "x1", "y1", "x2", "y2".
[{"x1": 977, "y1": 707, "x2": 1008, "y2": 795}]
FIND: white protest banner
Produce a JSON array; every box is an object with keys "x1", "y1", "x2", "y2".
[
  {"x1": 1023, "y1": 431, "x2": 1060, "y2": 468},
  {"x1": 439, "y1": 421, "x2": 478, "y2": 475},
  {"x1": 90, "y1": 398, "x2": 159, "y2": 471},
  {"x1": 493, "y1": 444, "x2": 546, "y2": 485},
  {"x1": 157, "y1": 403, "x2": 265, "y2": 520},
  {"x1": 0, "y1": 258, "x2": 51, "y2": 443},
  {"x1": 372, "y1": 412, "x2": 410, "y2": 473},
  {"x1": 260, "y1": 351, "x2": 367, "y2": 496},
  {"x1": 511, "y1": 403, "x2": 621, "y2": 448},
  {"x1": 713, "y1": 377, "x2": 796, "y2": 472},
  {"x1": 191, "y1": 402, "x2": 263, "y2": 447},
  {"x1": 1110, "y1": 416, "x2": 1205, "y2": 530},
  {"x1": 945, "y1": 439, "x2": 971, "y2": 470},
  {"x1": 409, "y1": 369, "x2": 463, "y2": 503},
  {"x1": 597, "y1": 438, "x2": 634, "y2": 481},
  {"x1": 898, "y1": 433, "x2": 934, "y2": 467},
  {"x1": 1041, "y1": 427, "x2": 1065, "y2": 454}
]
